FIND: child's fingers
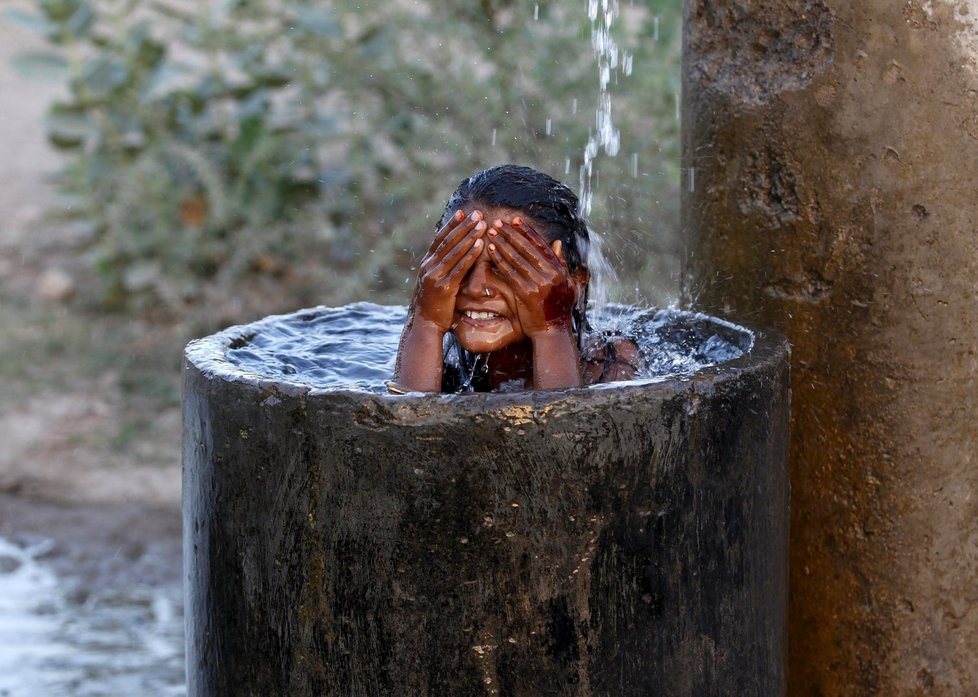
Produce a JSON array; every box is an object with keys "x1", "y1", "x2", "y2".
[
  {"x1": 489, "y1": 226, "x2": 553, "y2": 285},
  {"x1": 432, "y1": 214, "x2": 480, "y2": 258},
  {"x1": 444, "y1": 238, "x2": 485, "y2": 285},
  {"x1": 421, "y1": 211, "x2": 476, "y2": 270},
  {"x1": 430, "y1": 209, "x2": 466, "y2": 248},
  {"x1": 511, "y1": 218, "x2": 563, "y2": 265},
  {"x1": 424, "y1": 219, "x2": 485, "y2": 273},
  {"x1": 429, "y1": 211, "x2": 483, "y2": 261},
  {"x1": 487, "y1": 238, "x2": 538, "y2": 293},
  {"x1": 492, "y1": 220, "x2": 560, "y2": 272},
  {"x1": 431, "y1": 222, "x2": 486, "y2": 276},
  {"x1": 486, "y1": 242, "x2": 525, "y2": 289}
]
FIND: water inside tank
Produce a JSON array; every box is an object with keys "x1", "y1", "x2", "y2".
[{"x1": 204, "y1": 302, "x2": 754, "y2": 393}]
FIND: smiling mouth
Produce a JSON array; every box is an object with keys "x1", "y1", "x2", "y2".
[{"x1": 463, "y1": 310, "x2": 502, "y2": 320}]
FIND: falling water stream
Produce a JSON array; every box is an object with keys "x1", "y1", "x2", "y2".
[{"x1": 579, "y1": 0, "x2": 631, "y2": 218}]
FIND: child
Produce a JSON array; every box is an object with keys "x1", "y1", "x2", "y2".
[{"x1": 391, "y1": 164, "x2": 641, "y2": 393}]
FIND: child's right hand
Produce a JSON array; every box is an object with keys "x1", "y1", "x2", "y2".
[{"x1": 410, "y1": 210, "x2": 487, "y2": 333}]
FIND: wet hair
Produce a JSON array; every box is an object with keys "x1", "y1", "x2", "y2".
[
  {"x1": 438, "y1": 164, "x2": 592, "y2": 392},
  {"x1": 439, "y1": 164, "x2": 590, "y2": 276}
]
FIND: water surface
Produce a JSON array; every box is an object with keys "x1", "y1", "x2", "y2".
[
  {"x1": 0, "y1": 537, "x2": 184, "y2": 697},
  {"x1": 216, "y1": 302, "x2": 754, "y2": 392}
]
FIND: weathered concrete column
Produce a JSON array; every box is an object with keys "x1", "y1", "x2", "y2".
[{"x1": 683, "y1": 2, "x2": 978, "y2": 695}]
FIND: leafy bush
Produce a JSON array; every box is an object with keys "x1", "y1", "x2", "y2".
[{"x1": 10, "y1": 0, "x2": 681, "y2": 313}]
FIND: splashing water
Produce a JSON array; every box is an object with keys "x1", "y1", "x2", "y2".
[
  {"x1": 579, "y1": 0, "x2": 629, "y2": 219},
  {"x1": 584, "y1": 227, "x2": 618, "y2": 312},
  {"x1": 0, "y1": 537, "x2": 184, "y2": 696},
  {"x1": 216, "y1": 303, "x2": 754, "y2": 393}
]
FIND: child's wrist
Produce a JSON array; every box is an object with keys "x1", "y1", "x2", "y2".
[
  {"x1": 406, "y1": 315, "x2": 448, "y2": 337},
  {"x1": 530, "y1": 323, "x2": 576, "y2": 345},
  {"x1": 535, "y1": 319, "x2": 574, "y2": 334},
  {"x1": 531, "y1": 325, "x2": 583, "y2": 389}
]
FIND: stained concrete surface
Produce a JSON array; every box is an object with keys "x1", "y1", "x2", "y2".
[{"x1": 683, "y1": 1, "x2": 978, "y2": 694}]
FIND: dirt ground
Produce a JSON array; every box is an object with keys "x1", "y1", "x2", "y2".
[{"x1": 0, "y1": 5, "x2": 182, "y2": 585}]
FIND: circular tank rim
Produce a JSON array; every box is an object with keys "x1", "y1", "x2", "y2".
[{"x1": 183, "y1": 305, "x2": 790, "y2": 413}]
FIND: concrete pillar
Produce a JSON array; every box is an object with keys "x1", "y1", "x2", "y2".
[{"x1": 682, "y1": 2, "x2": 978, "y2": 694}]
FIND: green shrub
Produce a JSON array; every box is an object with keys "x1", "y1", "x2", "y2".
[{"x1": 11, "y1": 0, "x2": 681, "y2": 313}]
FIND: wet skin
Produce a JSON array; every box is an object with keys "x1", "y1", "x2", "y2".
[{"x1": 394, "y1": 205, "x2": 584, "y2": 392}]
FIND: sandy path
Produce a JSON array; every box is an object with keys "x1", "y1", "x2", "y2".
[
  {"x1": 0, "y1": 6, "x2": 183, "y2": 511},
  {"x1": 0, "y1": 7, "x2": 183, "y2": 593},
  {"x1": 0, "y1": 0, "x2": 64, "y2": 243}
]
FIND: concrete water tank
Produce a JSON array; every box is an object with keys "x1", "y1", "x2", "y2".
[{"x1": 182, "y1": 304, "x2": 790, "y2": 696}]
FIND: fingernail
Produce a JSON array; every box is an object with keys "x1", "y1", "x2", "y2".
[
  {"x1": 513, "y1": 217, "x2": 522, "y2": 226},
  {"x1": 475, "y1": 221, "x2": 486, "y2": 230},
  {"x1": 494, "y1": 219, "x2": 504, "y2": 228},
  {"x1": 487, "y1": 227, "x2": 497, "y2": 236},
  {"x1": 455, "y1": 210, "x2": 464, "y2": 220},
  {"x1": 471, "y1": 211, "x2": 483, "y2": 221},
  {"x1": 488, "y1": 243, "x2": 496, "y2": 251},
  {"x1": 474, "y1": 238, "x2": 483, "y2": 248}
]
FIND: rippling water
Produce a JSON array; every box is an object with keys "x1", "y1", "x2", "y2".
[
  {"x1": 218, "y1": 302, "x2": 754, "y2": 391},
  {"x1": 0, "y1": 537, "x2": 184, "y2": 697}
]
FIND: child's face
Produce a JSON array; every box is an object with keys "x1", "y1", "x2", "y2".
[{"x1": 450, "y1": 205, "x2": 560, "y2": 354}]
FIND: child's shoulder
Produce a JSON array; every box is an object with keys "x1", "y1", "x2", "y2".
[{"x1": 582, "y1": 332, "x2": 644, "y2": 385}]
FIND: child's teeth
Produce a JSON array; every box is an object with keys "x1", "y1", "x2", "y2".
[{"x1": 467, "y1": 311, "x2": 498, "y2": 320}]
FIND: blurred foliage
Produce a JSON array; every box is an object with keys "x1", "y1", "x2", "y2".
[{"x1": 11, "y1": 0, "x2": 681, "y2": 315}]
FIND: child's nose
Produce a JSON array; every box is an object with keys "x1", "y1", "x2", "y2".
[{"x1": 462, "y1": 255, "x2": 493, "y2": 297}]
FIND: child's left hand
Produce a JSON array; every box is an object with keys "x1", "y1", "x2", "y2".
[{"x1": 486, "y1": 218, "x2": 577, "y2": 338}]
